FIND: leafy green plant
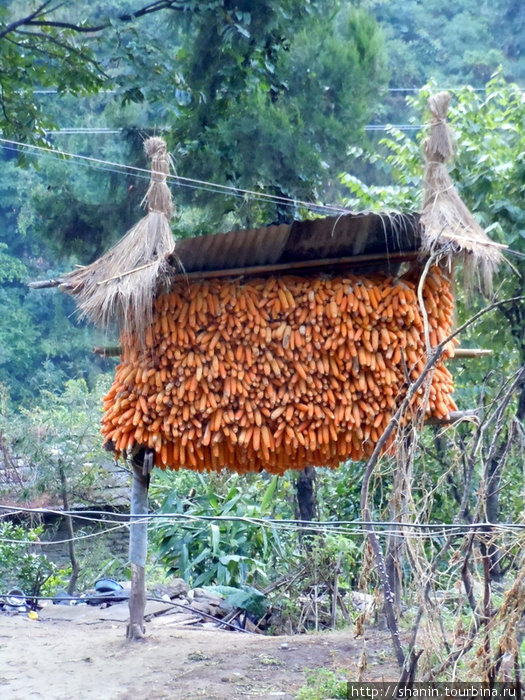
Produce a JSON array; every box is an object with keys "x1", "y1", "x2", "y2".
[
  {"x1": 151, "y1": 471, "x2": 292, "y2": 588},
  {"x1": 0, "y1": 376, "x2": 124, "y2": 593},
  {"x1": 206, "y1": 584, "x2": 268, "y2": 618},
  {"x1": 296, "y1": 667, "x2": 348, "y2": 700},
  {"x1": 0, "y1": 521, "x2": 68, "y2": 600}
]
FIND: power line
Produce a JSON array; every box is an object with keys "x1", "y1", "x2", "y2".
[
  {"x1": 39, "y1": 125, "x2": 424, "y2": 134},
  {"x1": 33, "y1": 87, "x2": 508, "y2": 95},
  {"x1": 0, "y1": 136, "x2": 521, "y2": 260},
  {"x1": 387, "y1": 87, "x2": 495, "y2": 93},
  {"x1": 1, "y1": 505, "x2": 524, "y2": 543},
  {"x1": 0, "y1": 136, "x2": 350, "y2": 216},
  {"x1": 45, "y1": 128, "x2": 122, "y2": 135}
]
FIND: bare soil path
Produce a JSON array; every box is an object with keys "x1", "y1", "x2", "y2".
[{"x1": 0, "y1": 604, "x2": 398, "y2": 699}]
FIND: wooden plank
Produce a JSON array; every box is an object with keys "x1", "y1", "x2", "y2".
[{"x1": 169, "y1": 250, "x2": 420, "y2": 280}]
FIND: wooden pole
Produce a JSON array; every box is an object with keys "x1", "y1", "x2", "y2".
[
  {"x1": 127, "y1": 449, "x2": 150, "y2": 640},
  {"x1": 91, "y1": 345, "x2": 493, "y2": 360},
  {"x1": 28, "y1": 277, "x2": 64, "y2": 289},
  {"x1": 93, "y1": 345, "x2": 122, "y2": 357},
  {"x1": 450, "y1": 348, "x2": 492, "y2": 359}
]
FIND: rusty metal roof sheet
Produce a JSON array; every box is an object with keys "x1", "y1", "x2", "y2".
[{"x1": 172, "y1": 212, "x2": 421, "y2": 277}]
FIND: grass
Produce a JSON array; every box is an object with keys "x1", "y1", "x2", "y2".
[{"x1": 295, "y1": 667, "x2": 348, "y2": 700}]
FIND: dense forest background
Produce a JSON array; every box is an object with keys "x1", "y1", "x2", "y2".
[
  {"x1": 0, "y1": 2, "x2": 523, "y2": 671},
  {"x1": 0, "y1": 0, "x2": 523, "y2": 404}
]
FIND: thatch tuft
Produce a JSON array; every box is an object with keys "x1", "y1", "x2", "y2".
[
  {"x1": 420, "y1": 91, "x2": 504, "y2": 294},
  {"x1": 60, "y1": 137, "x2": 176, "y2": 337}
]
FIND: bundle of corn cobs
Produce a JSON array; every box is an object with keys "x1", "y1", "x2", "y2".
[{"x1": 102, "y1": 265, "x2": 457, "y2": 474}]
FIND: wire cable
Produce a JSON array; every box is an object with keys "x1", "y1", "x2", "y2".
[
  {"x1": 1, "y1": 505, "x2": 523, "y2": 544},
  {"x1": 1, "y1": 137, "x2": 522, "y2": 258},
  {"x1": 0, "y1": 137, "x2": 350, "y2": 216}
]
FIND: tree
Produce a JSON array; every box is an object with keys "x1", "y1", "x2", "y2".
[
  {"x1": 0, "y1": 1, "x2": 205, "y2": 141},
  {"x1": 168, "y1": 3, "x2": 387, "y2": 226},
  {"x1": 366, "y1": 0, "x2": 525, "y2": 87},
  {"x1": 0, "y1": 377, "x2": 115, "y2": 592},
  {"x1": 0, "y1": 0, "x2": 388, "y2": 404}
]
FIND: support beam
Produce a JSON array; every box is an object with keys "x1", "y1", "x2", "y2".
[
  {"x1": 426, "y1": 409, "x2": 480, "y2": 425},
  {"x1": 93, "y1": 345, "x2": 121, "y2": 357},
  {"x1": 30, "y1": 250, "x2": 418, "y2": 291},
  {"x1": 92, "y1": 347, "x2": 492, "y2": 361},
  {"x1": 450, "y1": 348, "x2": 492, "y2": 359},
  {"x1": 169, "y1": 250, "x2": 419, "y2": 280}
]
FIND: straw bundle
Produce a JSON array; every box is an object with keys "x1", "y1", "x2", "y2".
[
  {"x1": 60, "y1": 137, "x2": 176, "y2": 337},
  {"x1": 420, "y1": 92, "x2": 503, "y2": 294}
]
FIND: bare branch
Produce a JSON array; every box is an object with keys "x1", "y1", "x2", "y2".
[
  {"x1": 28, "y1": 277, "x2": 64, "y2": 289},
  {"x1": 359, "y1": 294, "x2": 524, "y2": 674},
  {"x1": 0, "y1": 1, "x2": 190, "y2": 40},
  {"x1": 15, "y1": 29, "x2": 108, "y2": 75},
  {"x1": 0, "y1": 1, "x2": 53, "y2": 40}
]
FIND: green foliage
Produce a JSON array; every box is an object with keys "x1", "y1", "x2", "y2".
[
  {"x1": 0, "y1": 150, "x2": 119, "y2": 404},
  {"x1": 309, "y1": 533, "x2": 360, "y2": 591},
  {"x1": 0, "y1": 521, "x2": 68, "y2": 599},
  {"x1": 341, "y1": 74, "x2": 525, "y2": 368},
  {"x1": 367, "y1": 0, "x2": 525, "y2": 89},
  {"x1": 208, "y1": 584, "x2": 268, "y2": 618},
  {"x1": 151, "y1": 471, "x2": 291, "y2": 587},
  {"x1": 0, "y1": 243, "x2": 27, "y2": 283},
  {"x1": 170, "y1": 1, "x2": 387, "y2": 225},
  {"x1": 0, "y1": 376, "x2": 131, "y2": 593},
  {"x1": 316, "y1": 462, "x2": 367, "y2": 522},
  {"x1": 0, "y1": 3, "x2": 105, "y2": 142},
  {"x1": 0, "y1": 376, "x2": 113, "y2": 504},
  {"x1": 0, "y1": 285, "x2": 110, "y2": 405},
  {"x1": 296, "y1": 667, "x2": 348, "y2": 700}
]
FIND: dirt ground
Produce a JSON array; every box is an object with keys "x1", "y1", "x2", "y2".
[{"x1": 0, "y1": 601, "x2": 399, "y2": 700}]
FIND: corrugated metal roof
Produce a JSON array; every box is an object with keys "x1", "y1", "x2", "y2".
[{"x1": 171, "y1": 212, "x2": 421, "y2": 277}]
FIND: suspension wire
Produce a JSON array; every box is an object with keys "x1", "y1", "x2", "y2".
[
  {"x1": 38, "y1": 125, "x2": 424, "y2": 134},
  {"x1": 1, "y1": 525, "x2": 522, "y2": 547},
  {"x1": 31, "y1": 88, "x2": 498, "y2": 95},
  {"x1": 0, "y1": 142, "x2": 314, "y2": 212},
  {"x1": 1, "y1": 504, "x2": 523, "y2": 544},
  {"x1": 0, "y1": 137, "x2": 350, "y2": 216},
  {"x1": 1, "y1": 137, "x2": 522, "y2": 259}
]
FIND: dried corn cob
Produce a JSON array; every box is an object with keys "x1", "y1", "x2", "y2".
[{"x1": 102, "y1": 266, "x2": 457, "y2": 474}]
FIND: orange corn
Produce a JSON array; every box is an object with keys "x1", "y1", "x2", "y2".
[{"x1": 101, "y1": 266, "x2": 456, "y2": 475}]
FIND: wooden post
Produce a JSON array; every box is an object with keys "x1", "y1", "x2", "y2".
[
  {"x1": 58, "y1": 461, "x2": 79, "y2": 596},
  {"x1": 450, "y1": 348, "x2": 492, "y2": 359},
  {"x1": 127, "y1": 450, "x2": 150, "y2": 640}
]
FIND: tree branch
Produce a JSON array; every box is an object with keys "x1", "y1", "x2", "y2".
[
  {"x1": 15, "y1": 29, "x2": 107, "y2": 75},
  {"x1": 0, "y1": 1, "x2": 190, "y2": 40},
  {"x1": 0, "y1": 1, "x2": 52, "y2": 40}
]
